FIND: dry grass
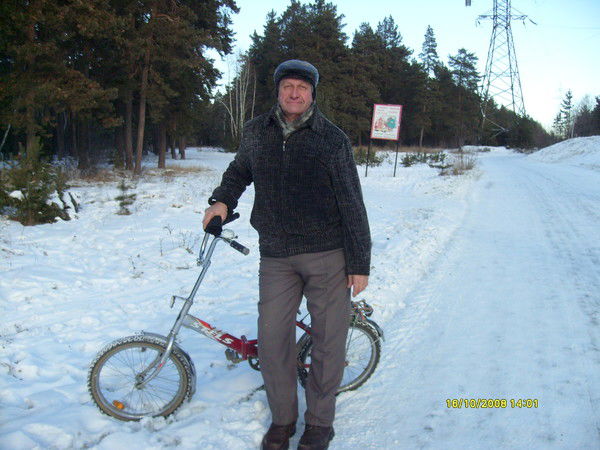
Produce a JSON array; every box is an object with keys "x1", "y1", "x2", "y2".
[
  {"x1": 69, "y1": 165, "x2": 209, "y2": 186},
  {"x1": 448, "y1": 153, "x2": 477, "y2": 175},
  {"x1": 355, "y1": 145, "x2": 445, "y2": 155},
  {"x1": 68, "y1": 168, "x2": 123, "y2": 186},
  {"x1": 152, "y1": 165, "x2": 209, "y2": 183}
]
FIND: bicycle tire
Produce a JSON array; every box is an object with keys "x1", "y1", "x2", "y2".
[
  {"x1": 297, "y1": 320, "x2": 381, "y2": 393},
  {"x1": 88, "y1": 335, "x2": 193, "y2": 421}
]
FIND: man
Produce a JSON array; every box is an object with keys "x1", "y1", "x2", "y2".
[{"x1": 203, "y1": 59, "x2": 371, "y2": 450}]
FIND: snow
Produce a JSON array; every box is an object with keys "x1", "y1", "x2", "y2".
[
  {"x1": 8, "y1": 191, "x2": 24, "y2": 201},
  {"x1": 528, "y1": 135, "x2": 600, "y2": 171},
  {"x1": 1, "y1": 141, "x2": 599, "y2": 449}
]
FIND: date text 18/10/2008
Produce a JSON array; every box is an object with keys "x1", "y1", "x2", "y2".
[{"x1": 446, "y1": 399, "x2": 539, "y2": 409}]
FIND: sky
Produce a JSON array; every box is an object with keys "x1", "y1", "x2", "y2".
[{"x1": 213, "y1": 0, "x2": 600, "y2": 130}]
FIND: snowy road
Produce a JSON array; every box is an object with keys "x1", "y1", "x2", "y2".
[{"x1": 339, "y1": 153, "x2": 600, "y2": 449}]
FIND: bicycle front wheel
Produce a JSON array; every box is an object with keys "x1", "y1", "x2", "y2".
[
  {"x1": 88, "y1": 336, "x2": 192, "y2": 421},
  {"x1": 297, "y1": 321, "x2": 381, "y2": 393}
]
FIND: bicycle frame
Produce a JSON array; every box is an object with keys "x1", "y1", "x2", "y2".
[
  {"x1": 136, "y1": 227, "x2": 382, "y2": 389},
  {"x1": 137, "y1": 229, "x2": 311, "y2": 388}
]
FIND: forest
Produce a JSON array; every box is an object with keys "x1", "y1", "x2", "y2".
[{"x1": 1, "y1": 0, "x2": 600, "y2": 172}]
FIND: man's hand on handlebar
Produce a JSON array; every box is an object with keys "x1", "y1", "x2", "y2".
[
  {"x1": 201, "y1": 206, "x2": 249, "y2": 255},
  {"x1": 203, "y1": 201, "x2": 228, "y2": 230}
]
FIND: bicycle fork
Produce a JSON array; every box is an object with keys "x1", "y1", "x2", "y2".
[
  {"x1": 136, "y1": 235, "x2": 219, "y2": 389},
  {"x1": 134, "y1": 297, "x2": 194, "y2": 389}
]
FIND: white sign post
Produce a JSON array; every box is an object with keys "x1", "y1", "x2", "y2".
[{"x1": 366, "y1": 104, "x2": 403, "y2": 177}]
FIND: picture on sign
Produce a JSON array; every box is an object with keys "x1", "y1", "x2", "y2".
[{"x1": 370, "y1": 104, "x2": 403, "y2": 141}]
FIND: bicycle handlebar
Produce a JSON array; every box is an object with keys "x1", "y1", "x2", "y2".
[
  {"x1": 204, "y1": 214, "x2": 249, "y2": 256},
  {"x1": 205, "y1": 212, "x2": 239, "y2": 236},
  {"x1": 229, "y1": 239, "x2": 250, "y2": 255}
]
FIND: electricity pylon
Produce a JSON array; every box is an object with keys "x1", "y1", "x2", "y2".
[{"x1": 469, "y1": 0, "x2": 533, "y2": 135}]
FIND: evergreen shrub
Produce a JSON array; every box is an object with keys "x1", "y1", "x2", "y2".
[
  {"x1": 115, "y1": 179, "x2": 136, "y2": 215},
  {"x1": 353, "y1": 147, "x2": 386, "y2": 166},
  {"x1": 402, "y1": 152, "x2": 447, "y2": 167},
  {"x1": 0, "y1": 138, "x2": 71, "y2": 225}
]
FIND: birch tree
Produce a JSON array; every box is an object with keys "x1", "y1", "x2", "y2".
[{"x1": 219, "y1": 57, "x2": 256, "y2": 150}]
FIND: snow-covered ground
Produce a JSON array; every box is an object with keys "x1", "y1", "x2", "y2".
[
  {"x1": 528, "y1": 135, "x2": 600, "y2": 171},
  {"x1": 1, "y1": 137, "x2": 599, "y2": 449}
]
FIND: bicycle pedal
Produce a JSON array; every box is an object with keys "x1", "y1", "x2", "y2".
[{"x1": 225, "y1": 349, "x2": 243, "y2": 364}]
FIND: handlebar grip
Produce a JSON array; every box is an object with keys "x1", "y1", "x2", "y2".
[
  {"x1": 205, "y1": 215, "x2": 223, "y2": 236},
  {"x1": 223, "y1": 212, "x2": 239, "y2": 225},
  {"x1": 230, "y1": 240, "x2": 250, "y2": 255},
  {"x1": 205, "y1": 212, "x2": 240, "y2": 237}
]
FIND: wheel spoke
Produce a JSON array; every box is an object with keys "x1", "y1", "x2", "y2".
[
  {"x1": 90, "y1": 340, "x2": 188, "y2": 420},
  {"x1": 298, "y1": 323, "x2": 381, "y2": 393}
]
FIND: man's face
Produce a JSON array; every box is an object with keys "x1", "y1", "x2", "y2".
[{"x1": 277, "y1": 77, "x2": 313, "y2": 120}]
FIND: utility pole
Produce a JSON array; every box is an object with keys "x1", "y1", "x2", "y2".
[{"x1": 469, "y1": 1, "x2": 534, "y2": 136}]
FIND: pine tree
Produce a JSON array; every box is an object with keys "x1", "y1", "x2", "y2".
[
  {"x1": 419, "y1": 25, "x2": 440, "y2": 77},
  {"x1": 417, "y1": 26, "x2": 442, "y2": 146},
  {"x1": 572, "y1": 96, "x2": 595, "y2": 137},
  {"x1": 552, "y1": 112, "x2": 563, "y2": 138},
  {"x1": 113, "y1": 0, "x2": 238, "y2": 173},
  {"x1": 247, "y1": 11, "x2": 285, "y2": 117},
  {"x1": 298, "y1": 0, "x2": 350, "y2": 122},
  {"x1": 552, "y1": 90, "x2": 574, "y2": 140},
  {"x1": 0, "y1": 0, "x2": 117, "y2": 162},
  {"x1": 449, "y1": 48, "x2": 479, "y2": 92},
  {"x1": 448, "y1": 48, "x2": 480, "y2": 147},
  {"x1": 592, "y1": 97, "x2": 600, "y2": 135},
  {"x1": 560, "y1": 90, "x2": 574, "y2": 139},
  {"x1": 374, "y1": 17, "x2": 427, "y2": 145},
  {"x1": 247, "y1": 1, "x2": 351, "y2": 131},
  {"x1": 349, "y1": 23, "x2": 384, "y2": 145}
]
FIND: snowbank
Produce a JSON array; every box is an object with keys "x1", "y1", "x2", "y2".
[{"x1": 529, "y1": 136, "x2": 600, "y2": 170}]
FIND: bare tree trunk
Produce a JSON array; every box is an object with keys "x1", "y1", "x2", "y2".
[
  {"x1": 158, "y1": 122, "x2": 166, "y2": 168},
  {"x1": 0, "y1": 124, "x2": 11, "y2": 157},
  {"x1": 220, "y1": 61, "x2": 254, "y2": 150},
  {"x1": 115, "y1": 125, "x2": 125, "y2": 168},
  {"x1": 124, "y1": 89, "x2": 134, "y2": 170},
  {"x1": 24, "y1": 11, "x2": 37, "y2": 158},
  {"x1": 169, "y1": 134, "x2": 177, "y2": 159},
  {"x1": 71, "y1": 112, "x2": 78, "y2": 161},
  {"x1": 25, "y1": 96, "x2": 36, "y2": 157},
  {"x1": 77, "y1": 119, "x2": 90, "y2": 170},
  {"x1": 56, "y1": 113, "x2": 66, "y2": 159},
  {"x1": 167, "y1": 118, "x2": 177, "y2": 159},
  {"x1": 457, "y1": 90, "x2": 464, "y2": 149},
  {"x1": 178, "y1": 136, "x2": 186, "y2": 159},
  {"x1": 134, "y1": 46, "x2": 150, "y2": 175}
]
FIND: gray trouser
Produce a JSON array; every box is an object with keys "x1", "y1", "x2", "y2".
[{"x1": 258, "y1": 248, "x2": 350, "y2": 427}]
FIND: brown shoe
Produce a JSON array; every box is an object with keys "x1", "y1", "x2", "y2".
[
  {"x1": 261, "y1": 422, "x2": 296, "y2": 450},
  {"x1": 297, "y1": 425, "x2": 335, "y2": 450}
]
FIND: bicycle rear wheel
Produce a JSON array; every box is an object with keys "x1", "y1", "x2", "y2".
[
  {"x1": 88, "y1": 336, "x2": 193, "y2": 421},
  {"x1": 297, "y1": 321, "x2": 381, "y2": 393}
]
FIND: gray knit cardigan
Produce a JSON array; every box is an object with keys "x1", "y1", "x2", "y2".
[{"x1": 209, "y1": 105, "x2": 371, "y2": 275}]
